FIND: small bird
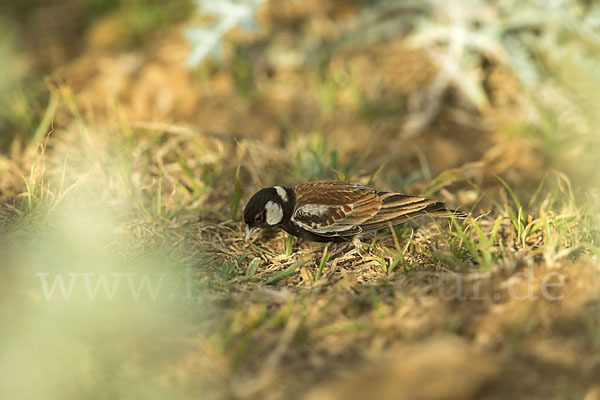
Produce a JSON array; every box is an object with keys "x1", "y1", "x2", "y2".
[{"x1": 243, "y1": 180, "x2": 466, "y2": 243}]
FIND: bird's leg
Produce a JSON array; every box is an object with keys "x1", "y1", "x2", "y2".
[
  {"x1": 331, "y1": 235, "x2": 368, "y2": 260},
  {"x1": 336, "y1": 236, "x2": 364, "y2": 258}
]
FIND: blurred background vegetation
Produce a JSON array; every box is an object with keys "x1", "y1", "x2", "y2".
[
  {"x1": 2, "y1": 0, "x2": 599, "y2": 185},
  {"x1": 0, "y1": 0, "x2": 193, "y2": 149},
  {"x1": 1, "y1": 0, "x2": 600, "y2": 399}
]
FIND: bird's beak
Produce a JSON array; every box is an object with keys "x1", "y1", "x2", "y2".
[{"x1": 245, "y1": 225, "x2": 261, "y2": 241}]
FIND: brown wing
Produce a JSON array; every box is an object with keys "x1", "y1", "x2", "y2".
[
  {"x1": 292, "y1": 180, "x2": 382, "y2": 236},
  {"x1": 359, "y1": 192, "x2": 455, "y2": 231}
]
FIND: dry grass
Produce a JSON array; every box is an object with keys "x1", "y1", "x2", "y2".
[{"x1": 1, "y1": 1, "x2": 600, "y2": 399}]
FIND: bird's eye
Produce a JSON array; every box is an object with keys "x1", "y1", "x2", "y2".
[{"x1": 255, "y1": 213, "x2": 263, "y2": 222}]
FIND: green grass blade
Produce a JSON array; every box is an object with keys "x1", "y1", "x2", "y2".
[
  {"x1": 229, "y1": 164, "x2": 243, "y2": 220},
  {"x1": 315, "y1": 245, "x2": 330, "y2": 281},
  {"x1": 265, "y1": 260, "x2": 304, "y2": 285},
  {"x1": 249, "y1": 242, "x2": 277, "y2": 257},
  {"x1": 366, "y1": 165, "x2": 385, "y2": 186},
  {"x1": 236, "y1": 252, "x2": 250, "y2": 266},
  {"x1": 246, "y1": 257, "x2": 261, "y2": 278},
  {"x1": 490, "y1": 215, "x2": 504, "y2": 243},
  {"x1": 496, "y1": 174, "x2": 523, "y2": 212},
  {"x1": 527, "y1": 173, "x2": 548, "y2": 210},
  {"x1": 30, "y1": 91, "x2": 59, "y2": 145},
  {"x1": 156, "y1": 174, "x2": 163, "y2": 217},
  {"x1": 284, "y1": 233, "x2": 294, "y2": 256}
]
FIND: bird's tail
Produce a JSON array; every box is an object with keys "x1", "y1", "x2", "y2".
[
  {"x1": 421, "y1": 201, "x2": 468, "y2": 220},
  {"x1": 362, "y1": 193, "x2": 467, "y2": 231}
]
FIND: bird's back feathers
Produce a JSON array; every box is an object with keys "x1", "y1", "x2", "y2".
[{"x1": 290, "y1": 181, "x2": 465, "y2": 240}]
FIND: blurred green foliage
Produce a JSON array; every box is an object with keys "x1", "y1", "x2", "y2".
[
  {"x1": 0, "y1": 0, "x2": 193, "y2": 39},
  {"x1": 0, "y1": 0, "x2": 193, "y2": 151},
  {"x1": 0, "y1": 186, "x2": 214, "y2": 399}
]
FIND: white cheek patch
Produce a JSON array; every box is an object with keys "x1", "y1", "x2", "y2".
[
  {"x1": 265, "y1": 201, "x2": 283, "y2": 225},
  {"x1": 274, "y1": 186, "x2": 288, "y2": 202}
]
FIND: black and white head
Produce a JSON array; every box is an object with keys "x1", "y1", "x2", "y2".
[{"x1": 243, "y1": 186, "x2": 293, "y2": 241}]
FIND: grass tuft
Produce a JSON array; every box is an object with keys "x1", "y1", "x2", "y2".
[
  {"x1": 315, "y1": 244, "x2": 330, "y2": 282},
  {"x1": 229, "y1": 164, "x2": 243, "y2": 220}
]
